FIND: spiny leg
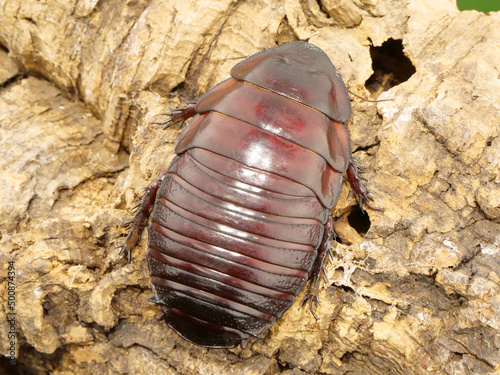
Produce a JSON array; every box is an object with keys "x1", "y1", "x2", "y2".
[
  {"x1": 118, "y1": 101, "x2": 198, "y2": 261},
  {"x1": 152, "y1": 103, "x2": 197, "y2": 129},
  {"x1": 302, "y1": 216, "x2": 335, "y2": 320},
  {"x1": 346, "y1": 158, "x2": 383, "y2": 213},
  {"x1": 117, "y1": 172, "x2": 169, "y2": 262},
  {"x1": 303, "y1": 157, "x2": 383, "y2": 318}
]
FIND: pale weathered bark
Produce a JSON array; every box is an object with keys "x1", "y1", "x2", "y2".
[{"x1": 0, "y1": 0, "x2": 499, "y2": 374}]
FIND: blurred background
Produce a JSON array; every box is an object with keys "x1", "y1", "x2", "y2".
[{"x1": 457, "y1": 0, "x2": 500, "y2": 12}]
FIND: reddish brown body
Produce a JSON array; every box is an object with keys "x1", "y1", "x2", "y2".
[{"x1": 121, "y1": 42, "x2": 374, "y2": 348}]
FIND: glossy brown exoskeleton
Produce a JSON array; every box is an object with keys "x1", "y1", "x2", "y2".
[{"x1": 120, "y1": 42, "x2": 377, "y2": 349}]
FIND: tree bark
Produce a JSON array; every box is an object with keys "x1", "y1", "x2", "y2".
[{"x1": 0, "y1": 0, "x2": 499, "y2": 374}]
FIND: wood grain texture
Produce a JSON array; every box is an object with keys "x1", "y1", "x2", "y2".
[{"x1": 0, "y1": 0, "x2": 499, "y2": 374}]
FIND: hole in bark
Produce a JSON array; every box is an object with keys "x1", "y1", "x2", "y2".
[
  {"x1": 340, "y1": 350, "x2": 354, "y2": 362},
  {"x1": 169, "y1": 81, "x2": 186, "y2": 95},
  {"x1": 0, "y1": 356, "x2": 17, "y2": 375},
  {"x1": 347, "y1": 206, "x2": 371, "y2": 235},
  {"x1": 277, "y1": 16, "x2": 297, "y2": 45},
  {"x1": 42, "y1": 302, "x2": 50, "y2": 315},
  {"x1": 365, "y1": 38, "x2": 416, "y2": 97},
  {"x1": 337, "y1": 284, "x2": 355, "y2": 293},
  {"x1": 334, "y1": 233, "x2": 344, "y2": 245}
]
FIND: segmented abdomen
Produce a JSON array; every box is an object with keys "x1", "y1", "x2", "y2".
[
  {"x1": 148, "y1": 147, "x2": 330, "y2": 347},
  {"x1": 146, "y1": 79, "x2": 348, "y2": 348}
]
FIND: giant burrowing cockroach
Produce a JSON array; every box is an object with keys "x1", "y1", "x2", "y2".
[{"x1": 119, "y1": 41, "x2": 378, "y2": 349}]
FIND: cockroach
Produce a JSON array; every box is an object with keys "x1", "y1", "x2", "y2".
[{"x1": 119, "y1": 41, "x2": 379, "y2": 349}]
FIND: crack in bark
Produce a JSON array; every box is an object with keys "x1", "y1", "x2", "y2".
[
  {"x1": 183, "y1": 0, "x2": 243, "y2": 96},
  {"x1": 0, "y1": 72, "x2": 26, "y2": 89}
]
